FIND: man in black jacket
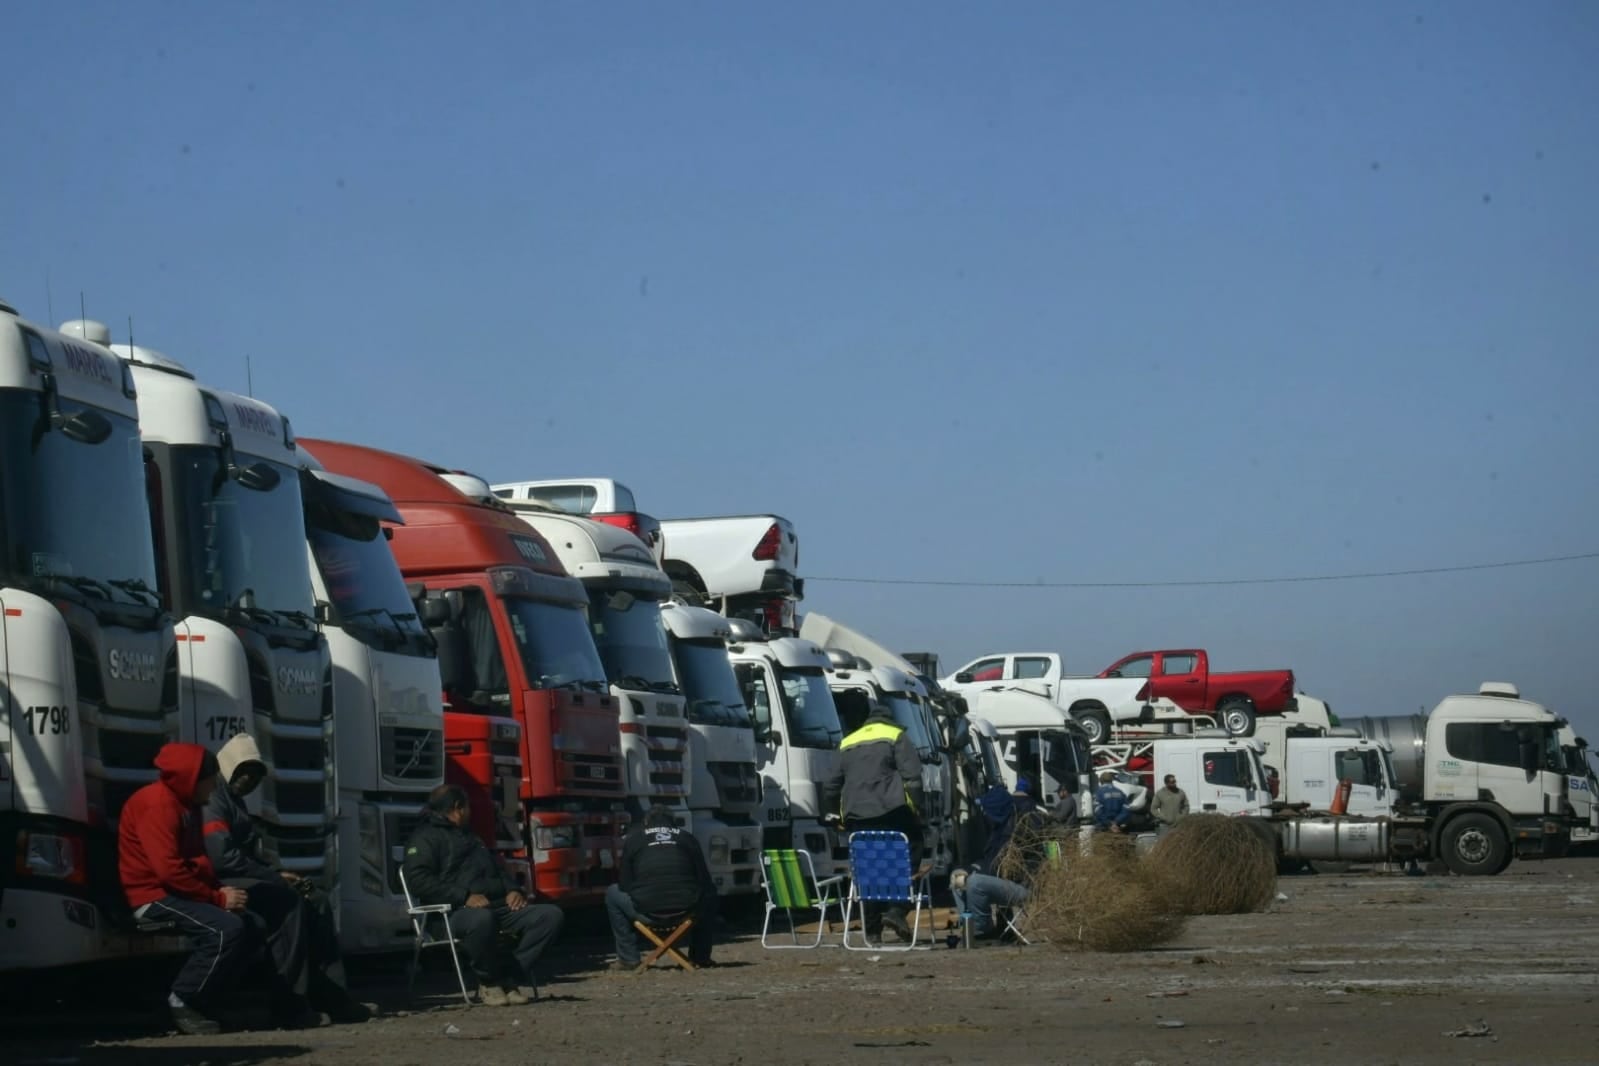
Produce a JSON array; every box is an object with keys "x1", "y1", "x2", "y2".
[
  {"x1": 402, "y1": 784, "x2": 564, "y2": 1005},
  {"x1": 821, "y1": 703, "x2": 925, "y2": 942},
  {"x1": 605, "y1": 805, "x2": 716, "y2": 969},
  {"x1": 204, "y1": 733, "x2": 365, "y2": 1025}
]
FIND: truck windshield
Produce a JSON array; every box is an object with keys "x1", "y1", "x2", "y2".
[
  {"x1": 777, "y1": 667, "x2": 843, "y2": 749},
  {"x1": 671, "y1": 638, "x2": 748, "y2": 727},
  {"x1": 883, "y1": 694, "x2": 935, "y2": 758},
  {"x1": 586, "y1": 591, "x2": 678, "y2": 693},
  {"x1": 502, "y1": 596, "x2": 608, "y2": 691},
  {"x1": 305, "y1": 493, "x2": 429, "y2": 657},
  {"x1": 0, "y1": 390, "x2": 160, "y2": 612},
  {"x1": 976, "y1": 733, "x2": 1004, "y2": 786},
  {"x1": 1564, "y1": 745, "x2": 1587, "y2": 776},
  {"x1": 169, "y1": 447, "x2": 315, "y2": 624}
]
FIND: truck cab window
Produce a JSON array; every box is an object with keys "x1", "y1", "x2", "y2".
[
  {"x1": 1203, "y1": 750, "x2": 1248, "y2": 787},
  {"x1": 1114, "y1": 656, "x2": 1153, "y2": 678},
  {"x1": 1336, "y1": 748, "x2": 1381, "y2": 786},
  {"x1": 965, "y1": 657, "x2": 1004, "y2": 682},
  {"x1": 448, "y1": 587, "x2": 509, "y2": 706},
  {"x1": 736, "y1": 664, "x2": 774, "y2": 737},
  {"x1": 1161, "y1": 654, "x2": 1197, "y2": 675}
]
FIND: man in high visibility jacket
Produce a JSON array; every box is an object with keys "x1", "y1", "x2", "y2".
[{"x1": 821, "y1": 703, "x2": 925, "y2": 943}]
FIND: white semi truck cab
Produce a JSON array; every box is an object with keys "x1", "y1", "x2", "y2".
[
  {"x1": 959, "y1": 687, "x2": 1096, "y2": 815},
  {"x1": 509, "y1": 506, "x2": 691, "y2": 816},
  {"x1": 1557, "y1": 726, "x2": 1595, "y2": 846},
  {"x1": 64, "y1": 321, "x2": 338, "y2": 887},
  {"x1": 822, "y1": 653, "x2": 954, "y2": 874},
  {"x1": 298, "y1": 451, "x2": 445, "y2": 953},
  {"x1": 725, "y1": 622, "x2": 846, "y2": 879},
  {"x1": 1147, "y1": 733, "x2": 1273, "y2": 816},
  {"x1": 661, "y1": 603, "x2": 763, "y2": 894},
  {"x1": 0, "y1": 305, "x2": 179, "y2": 973}
]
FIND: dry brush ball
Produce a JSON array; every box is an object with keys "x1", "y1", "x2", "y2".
[
  {"x1": 1147, "y1": 814, "x2": 1278, "y2": 915},
  {"x1": 1026, "y1": 843, "x2": 1188, "y2": 953}
]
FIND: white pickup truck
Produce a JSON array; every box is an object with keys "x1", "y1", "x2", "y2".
[
  {"x1": 489, "y1": 477, "x2": 664, "y2": 566},
  {"x1": 656, "y1": 514, "x2": 802, "y2": 636},
  {"x1": 942, "y1": 651, "x2": 1152, "y2": 745}
]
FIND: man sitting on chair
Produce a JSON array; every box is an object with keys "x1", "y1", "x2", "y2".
[
  {"x1": 606, "y1": 805, "x2": 717, "y2": 969},
  {"x1": 952, "y1": 776, "x2": 1055, "y2": 940},
  {"x1": 402, "y1": 784, "x2": 565, "y2": 1005}
]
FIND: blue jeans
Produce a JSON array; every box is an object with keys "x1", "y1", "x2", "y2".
[
  {"x1": 605, "y1": 883, "x2": 716, "y2": 965},
  {"x1": 953, "y1": 873, "x2": 1028, "y2": 937}
]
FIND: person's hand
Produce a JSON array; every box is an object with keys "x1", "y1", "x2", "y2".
[
  {"x1": 505, "y1": 890, "x2": 527, "y2": 912},
  {"x1": 822, "y1": 813, "x2": 842, "y2": 828},
  {"x1": 465, "y1": 893, "x2": 491, "y2": 909},
  {"x1": 220, "y1": 886, "x2": 249, "y2": 912},
  {"x1": 280, "y1": 870, "x2": 302, "y2": 884}
]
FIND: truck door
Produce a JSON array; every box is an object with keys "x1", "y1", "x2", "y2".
[
  {"x1": 1199, "y1": 748, "x2": 1259, "y2": 814},
  {"x1": 1153, "y1": 652, "x2": 1202, "y2": 709},
  {"x1": 1334, "y1": 746, "x2": 1387, "y2": 817},
  {"x1": 735, "y1": 662, "x2": 791, "y2": 833}
]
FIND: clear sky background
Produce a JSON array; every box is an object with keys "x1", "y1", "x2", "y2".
[{"x1": 5, "y1": 4, "x2": 1597, "y2": 733}]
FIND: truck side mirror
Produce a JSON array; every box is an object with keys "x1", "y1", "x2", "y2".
[
  {"x1": 954, "y1": 672, "x2": 974, "y2": 684},
  {"x1": 419, "y1": 595, "x2": 452, "y2": 626},
  {"x1": 1106, "y1": 670, "x2": 1123, "y2": 678}
]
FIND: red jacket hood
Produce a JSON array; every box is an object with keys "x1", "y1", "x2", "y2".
[{"x1": 155, "y1": 742, "x2": 211, "y2": 805}]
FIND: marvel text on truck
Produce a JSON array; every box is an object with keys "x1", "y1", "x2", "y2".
[
  {"x1": 297, "y1": 446, "x2": 446, "y2": 953},
  {"x1": 69, "y1": 321, "x2": 340, "y2": 890},
  {"x1": 0, "y1": 304, "x2": 178, "y2": 974},
  {"x1": 305, "y1": 441, "x2": 625, "y2": 902}
]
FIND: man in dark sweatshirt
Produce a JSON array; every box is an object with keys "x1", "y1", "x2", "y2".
[
  {"x1": 118, "y1": 743, "x2": 252, "y2": 1035},
  {"x1": 401, "y1": 784, "x2": 565, "y2": 1005},
  {"x1": 204, "y1": 733, "x2": 367, "y2": 1023},
  {"x1": 605, "y1": 805, "x2": 716, "y2": 969}
]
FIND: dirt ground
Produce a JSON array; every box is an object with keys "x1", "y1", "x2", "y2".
[{"x1": 8, "y1": 856, "x2": 1599, "y2": 1065}]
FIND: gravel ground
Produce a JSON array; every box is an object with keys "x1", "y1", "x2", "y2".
[{"x1": 8, "y1": 856, "x2": 1599, "y2": 1065}]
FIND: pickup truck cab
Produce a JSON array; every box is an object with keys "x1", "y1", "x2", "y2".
[
  {"x1": 942, "y1": 652, "x2": 1152, "y2": 745},
  {"x1": 1097, "y1": 649, "x2": 1296, "y2": 737}
]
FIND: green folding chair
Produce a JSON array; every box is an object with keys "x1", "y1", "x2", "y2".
[{"x1": 760, "y1": 848, "x2": 843, "y2": 949}]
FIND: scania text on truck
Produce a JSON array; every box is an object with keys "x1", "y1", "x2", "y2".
[
  {"x1": 507, "y1": 504, "x2": 691, "y2": 819},
  {"x1": 941, "y1": 652, "x2": 1153, "y2": 745},
  {"x1": 0, "y1": 304, "x2": 179, "y2": 974},
  {"x1": 660, "y1": 603, "x2": 763, "y2": 894},
  {"x1": 66, "y1": 322, "x2": 339, "y2": 889},
  {"x1": 724, "y1": 621, "x2": 846, "y2": 878},
  {"x1": 297, "y1": 446, "x2": 446, "y2": 952},
  {"x1": 303, "y1": 441, "x2": 624, "y2": 902},
  {"x1": 1097, "y1": 648, "x2": 1297, "y2": 737},
  {"x1": 1558, "y1": 726, "x2": 1595, "y2": 847}
]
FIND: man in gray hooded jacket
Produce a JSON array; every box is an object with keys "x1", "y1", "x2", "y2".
[{"x1": 204, "y1": 733, "x2": 368, "y2": 1023}]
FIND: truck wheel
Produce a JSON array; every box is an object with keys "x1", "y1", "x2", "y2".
[
  {"x1": 670, "y1": 578, "x2": 707, "y2": 607},
  {"x1": 1441, "y1": 812, "x2": 1508, "y2": 876},
  {"x1": 1075, "y1": 707, "x2": 1112, "y2": 745},
  {"x1": 1219, "y1": 698, "x2": 1257, "y2": 737}
]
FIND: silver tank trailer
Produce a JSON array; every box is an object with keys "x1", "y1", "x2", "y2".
[{"x1": 1343, "y1": 714, "x2": 1428, "y2": 793}]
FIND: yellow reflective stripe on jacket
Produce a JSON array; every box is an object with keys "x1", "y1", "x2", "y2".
[{"x1": 839, "y1": 721, "x2": 903, "y2": 750}]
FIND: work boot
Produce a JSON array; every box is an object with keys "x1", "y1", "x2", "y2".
[
  {"x1": 478, "y1": 984, "x2": 510, "y2": 1007},
  {"x1": 883, "y1": 909, "x2": 914, "y2": 942},
  {"x1": 502, "y1": 986, "x2": 530, "y2": 1006},
  {"x1": 170, "y1": 999, "x2": 222, "y2": 1036},
  {"x1": 270, "y1": 995, "x2": 324, "y2": 1030},
  {"x1": 608, "y1": 959, "x2": 638, "y2": 973},
  {"x1": 324, "y1": 998, "x2": 374, "y2": 1024}
]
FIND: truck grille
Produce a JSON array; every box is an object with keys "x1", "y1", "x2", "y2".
[
  {"x1": 382, "y1": 725, "x2": 444, "y2": 781},
  {"x1": 560, "y1": 752, "x2": 624, "y2": 793},
  {"x1": 708, "y1": 761, "x2": 761, "y2": 807},
  {"x1": 74, "y1": 634, "x2": 177, "y2": 822}
]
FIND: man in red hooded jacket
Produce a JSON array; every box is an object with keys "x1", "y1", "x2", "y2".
[{"x1": 118, "y1": 742, "x2": 253, "y2": 1035}]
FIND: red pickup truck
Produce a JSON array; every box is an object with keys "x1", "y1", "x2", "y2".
[{"x1": 1096, "y1": 649, "x2": 1295, "y2": 737}]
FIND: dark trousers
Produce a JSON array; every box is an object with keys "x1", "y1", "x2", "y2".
[
  {"x1": 845, "y1": 808, "x2": 923, "y2": 935},
  {"x1": 137, "y1": 896, "x2": 253, "y2": 1008},
  {"x1": 448, "y1": 902, "x2": 565, "y2": 985},
  {"x1": 604, "y1": 883, "x2": 716, "y2": 966},
  {"x1": 229, "y1": 879, "x2": 309, "y2": 1004},
  {"x1": 227, "y1": 877, "x2": 349, "y2": 1009}
]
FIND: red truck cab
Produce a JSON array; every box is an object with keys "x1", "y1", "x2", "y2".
[
  {"x1": 302, "y1": 440, "x2": 626, "y2": 903},
  {"x1": 1097, "y1": 649, "x2": 1295, "y2": 738}
]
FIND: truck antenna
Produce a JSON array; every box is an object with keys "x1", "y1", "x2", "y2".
[
  {"x1": 246, "y1": 355, "x2": 254, "y2": 397},
  {"x1": 128, "y1": 315, "x2": 135, "y2": 352},
  {"x1": 79, "y1": 291, "x2": 87, "y2": 326}
]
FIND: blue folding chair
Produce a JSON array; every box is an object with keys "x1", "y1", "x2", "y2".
[{"x1": 841, "y1": 830, "x2": 931, "y2": 951}]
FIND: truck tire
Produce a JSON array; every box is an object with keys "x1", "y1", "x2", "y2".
[
  {"x1": 670, "y1": 577, "x2": 708, "y2": 607},
  {"x1": 1440, "y1": 812, "x2": 1508, "y2": 876},
  {"x1": 1074, "y1": 707, "x2": 1113, "y2": 745},
  {"x1": 1218, "y1": 698, "x2": 1257, "y2": 737}
]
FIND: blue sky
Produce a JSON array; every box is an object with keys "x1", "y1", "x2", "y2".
[{"x1": 5, "y1": 3, "x2": 1597, "y2": 734}]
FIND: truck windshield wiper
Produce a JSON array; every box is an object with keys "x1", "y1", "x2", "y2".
[
  {"x1": 225, "y1": 590, "x2": 284, "y2": 628},
  {"x1": 580, "y1": 679, "x2": 609, "y2": 693},
  {"x1": 649, "y1": 679, "x2": 682, "y2": 695},
  {"x1": 107, "y1": 577, "x2": 161, "y2": 607},
  {"x1": 39, "y1": 572, "x2": 119, "y2": 603},
  {"x1": 277, "y1": 609, "x2": 319, "y2": 631}
]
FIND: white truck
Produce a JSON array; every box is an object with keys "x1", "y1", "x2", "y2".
[
  {"x1": 658, "y1": 515, "x2": 802, "y2": 636},
  {"x1": 506, "y1": 504, "x2": 692, "y2": 818},
  {"x1": 0, "y1": 303, "x2": 179, "y2": 974},
  {"x1": 725, "y1": 621, "x2": 847, "y2": 879},
  {"x1": 1292, "y1": 683, "x2": 1570, "y2": 874},
  {"x1": 297, "y1": 448, "x2": 446, "y2": 954},
  {"x1": 820, "y1": 652, "x2": 954, "y2": 874},
  {"x1": 66, "y1": 321, "x2": 339, "y2": 886},
  {"x1": 489, "y1": 477, "x2": 663, "y2": 566},
  {"x1": 942, "y1": 651, "x2": 1153, "y2": 745},
  {"x1": 1558, "y1": 726, "x2": 1594, "y2": 847},
  {"x1": 660, "y1": 603, "x2": 763, "y2": 894},
  {"x1": 957, "y1": 686, "x2": 1098, "y2": 815}
]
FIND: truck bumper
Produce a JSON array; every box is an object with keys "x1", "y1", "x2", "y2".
[
  {"x1": 690, "y1": 811, "x2": 762, "y2": 896},
  {"x1": 1515, "y1": 820, "x2": 1570, "y2": 860}
]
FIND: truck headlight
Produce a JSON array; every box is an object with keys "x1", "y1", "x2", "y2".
[
  {"x1": 533, "y1": 825, "x2": 578, "y2": 850},
  {"x1": 709, "y1": 835, "x2": 730, "y2": 866},
  {"x1": 17, "y1": 831, "x2": 86, "y2": 885}
]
